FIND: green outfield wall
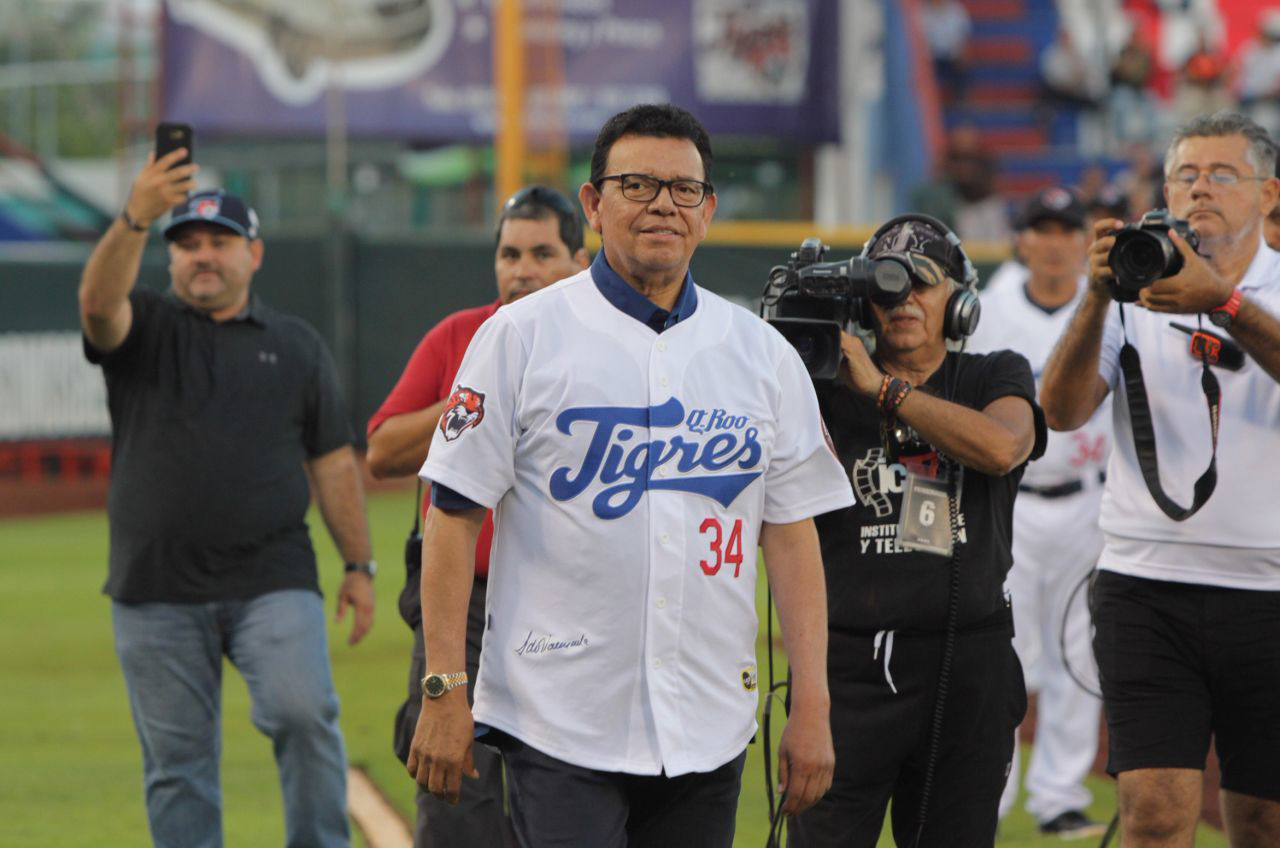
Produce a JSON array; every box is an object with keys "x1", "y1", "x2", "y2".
[{"x1": 0, "y1": 236, "x2": 1007, "y2": 443}]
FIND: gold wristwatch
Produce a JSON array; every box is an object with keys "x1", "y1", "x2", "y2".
[{"x1": 422, "y1": 672, "x2": 468, "y2": 699}]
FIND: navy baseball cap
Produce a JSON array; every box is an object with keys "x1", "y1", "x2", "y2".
[
  {"x1": 164, "y1": 189, "x2": 260, "y2": 240},
  {"x1": 1016, "y1": 186, "x2": 1086, "y2": 231}
]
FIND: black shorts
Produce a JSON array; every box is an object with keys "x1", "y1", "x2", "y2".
[
  {"x1": 1092, "y1": 570, "x2": 1280, "y2": 800},
  {"x1": 789, "y1": 618, "x2": 1026, "y2": 848}
]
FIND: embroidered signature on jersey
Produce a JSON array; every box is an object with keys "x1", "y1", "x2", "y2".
[
  {"x1": 549, "y1": 397, "x2": 763, "y2": 519},
  {"x1": 440, "y1": 385, "x2": 486, "y2": 442}
]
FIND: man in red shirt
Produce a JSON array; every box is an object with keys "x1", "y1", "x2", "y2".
[{"x1": 367, "y1": 186, "x2": 588, "y2": 846}]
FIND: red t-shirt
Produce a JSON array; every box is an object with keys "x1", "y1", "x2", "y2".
[{"x1": 368, "y1": 300, "x2": 500, "y2": 578}]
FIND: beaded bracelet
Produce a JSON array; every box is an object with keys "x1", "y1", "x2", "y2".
[
  {"x1": 876, "y1": 374, "x2": 892, "y2": 410},
  {"x1": 884, "y1": 380, "x2": 913, "y2": 417},
  {"x1": 879, "y1": 377, "x2": 903, "y2": 414}
]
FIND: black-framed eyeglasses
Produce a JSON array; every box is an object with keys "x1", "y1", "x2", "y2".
[
  {"x1": 595, "y1": 174, "x2": 714, "y2": 208},
  {"x1": 502, "y1": 185, "x2": 579, "y2": 219}
]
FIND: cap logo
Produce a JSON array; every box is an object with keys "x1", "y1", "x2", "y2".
[
  {"x1": 195, "y1": 197, "x2": 221, "y2": 219},
  {"x1": 1042, "y1": 187, "x2": 1072, "y2": 210}
]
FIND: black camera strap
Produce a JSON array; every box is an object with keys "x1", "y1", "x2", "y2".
[{"x1": 1117, "y1": 307, "x2": 1220, "y2": 521}]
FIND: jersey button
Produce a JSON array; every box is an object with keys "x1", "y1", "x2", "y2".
[
  {"x1": 656, "y1": 341, "x2": 667, "y2": 352},
  {"x1": 660, "y1": 532, "x2": 670, "y2": 544},
  {"x1": 653, "y1": 658, "x2": 663, "y2": 669},
  {"x1": 659, "y1": 376, "x2": 669, "y2": 387},
  {"x1": 656, "y1": 597, "x2": 666, "y2": 609}
]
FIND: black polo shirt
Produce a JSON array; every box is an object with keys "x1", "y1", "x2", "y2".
[{"x1": 85, "y1": 287, "x2": 353, "y2": 603}]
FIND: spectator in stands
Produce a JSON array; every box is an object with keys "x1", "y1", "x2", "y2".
[
  {"x1": 1109, "y1": 23, "x2": 1159, "y2": 146},
  {"x1": 1038, "y1": 24, "x2": 1109, "y2": 153},
  {"x1": 945, "y1": 123, "x2": 1012, "y2": 243},
  {"x1": 1174, "y1": 33, "x2": 1233, "y2": 124},
  {"x1": 1074, "y1": 162, "x2": 1110, "y2": 210},
  {"x1": 1155, "y1": 0, "x2": 1225, "y2": 79},
  {"x1": 1113, "y1": 141, "x2": 1164, "y2": 218},
  {"x1": 1236, "y1": 10, "x2": 1280, "y2": 140},
  {"x1": 910, "y1": 124, "x2": 1012, "y2": 244},
  {"x1": 919, "y1": 0, "x2": 971, "y2": 103},
  {"x1": 1039, "y1": 25, "x2": 1108, "y2": 112}
]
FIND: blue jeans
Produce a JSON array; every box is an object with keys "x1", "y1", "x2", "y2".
[{"x1": 112, "y1": 590, "x2": 349, "y2": 848}]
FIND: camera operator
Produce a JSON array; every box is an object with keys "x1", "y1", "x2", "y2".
[
  {"x1": 1040, "y1": 111, "x2": 1280, "y2": 847},
  {"x1": 789, "y1": 215, "x2": 1046, "y2": 848}
]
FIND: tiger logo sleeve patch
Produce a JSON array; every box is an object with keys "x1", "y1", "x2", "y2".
[{"x1": 440, "y1": 385, "x2": 486, "y2": 441}]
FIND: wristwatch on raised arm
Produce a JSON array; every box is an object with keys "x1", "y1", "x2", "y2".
[
  {"x1": 1208, "y1": 288, "x2": 1243, "y2": 329},
  {"x1": 422, "y1": 672, "x2": 468, "y2": 699},
  {"x1": 344, "y1": 561, "x2": 377, "y2": 579}
]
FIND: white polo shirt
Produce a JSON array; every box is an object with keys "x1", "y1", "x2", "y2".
[
  {"x1": 421, "y1": 268, "x2": 854, "y2": 776},
  {"x1": 1097, "y1": 237, "x2": 1280, "y2": 589}
]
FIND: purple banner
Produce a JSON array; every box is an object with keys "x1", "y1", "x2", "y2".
[{"x1": 160, "y1": 0, "x2": 838, "y2": 142}]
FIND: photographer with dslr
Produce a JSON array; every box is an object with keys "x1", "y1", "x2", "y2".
[
  {"x1": 784, "y1": 215, "x2": 1046, "y2": 848},
  {"x1": 1041, "y1": 111, "x2": 1280, "y2": 847}
]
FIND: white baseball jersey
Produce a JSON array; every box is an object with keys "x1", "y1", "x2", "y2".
[
  {"x1": 421, "y1": 266, "x2": 854, "y2": 777},
  {"x1": 970, "y1": 277, "x2": 1112, "y2": 493},
  {"x1": 982, "y1": 259, "x2": 1029, "y2": 294},
  {"x1": 1097, "y1": 237, "x2": 1280, "y2": 589},
  {"x1": 970, "y1": 276, "x2": 1106, "y2": 824}
]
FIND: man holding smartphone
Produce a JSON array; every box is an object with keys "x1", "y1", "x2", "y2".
[{"x1": 80, "y1": 144, "x2": 374, "y2": 848}]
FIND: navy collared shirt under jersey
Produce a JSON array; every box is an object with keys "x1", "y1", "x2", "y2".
[
  {"x1": 432, "y1": 250, "x2": 699, "y2": 510},
  {"x1": 588, "y1": 249, "x2": 698, "y2": 332}
]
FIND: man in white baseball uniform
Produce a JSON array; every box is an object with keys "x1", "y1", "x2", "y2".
[
  {"x1": 405, "y1": 103, "x2": 854, "y2": 847},
  {"x1": 969, "y1": 187, "x2": 1109, "y2": 839}
]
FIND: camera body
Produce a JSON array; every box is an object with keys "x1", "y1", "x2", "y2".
[
  {"x1": 765, "y1": 238, "x2": 913, "y2": 381},
  {"x1": 1107, "y1": 209, "x2": 1200, "y2": 302}
]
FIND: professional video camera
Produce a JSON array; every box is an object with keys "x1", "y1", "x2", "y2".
[
  {"x1": 762, "y1": 238, "x2": 912, "y2": 381},
  {"x1": 1107, "y1": 209, "x2": 1200, "y2": 302}
]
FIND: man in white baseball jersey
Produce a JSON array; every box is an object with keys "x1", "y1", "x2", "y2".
[
  {"x1": 1042, "y1": 111, "x2": 1280, "y2": 847},
  {"x1": 969, "y1": 187, "x2": 1109, "y2": 839},
  {"x1": 405, "y1": 103, "x2": 854, "y2": 847}
]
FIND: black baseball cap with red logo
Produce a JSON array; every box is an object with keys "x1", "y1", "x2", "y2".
[
  {"x1": 1015, "y1": 186, "x2": 1087, "y2": 231},
  {"x1": 163, "y1": 189, "x2": 260, "y2": 240}
]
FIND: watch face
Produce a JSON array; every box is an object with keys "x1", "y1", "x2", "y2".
[
  {"x1": 424, "y1": 675, "x2": 445, "y2": 698},
  {"x1": 1209, "y1": 311, "x2": 1231, "y2": 328}
]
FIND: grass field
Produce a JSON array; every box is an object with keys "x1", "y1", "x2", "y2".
[{"x1": 0, "y1": 489, "x2": 1228, "y2": 847}]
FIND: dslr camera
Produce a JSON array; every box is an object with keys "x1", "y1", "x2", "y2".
[
  {"x1": 763, "y1": 238, "x2": 912, "y2": 381},
  {"x1": 1107, "y1": 209, "x2": 1200, "y2": 302}
]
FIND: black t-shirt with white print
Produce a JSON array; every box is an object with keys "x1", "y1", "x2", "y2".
[{"x1": 816, "y1": 349, "x2": 1046, "y2": 637}]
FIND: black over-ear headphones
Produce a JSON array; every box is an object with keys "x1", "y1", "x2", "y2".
[{"x1": 861, "y1": 213, "x2": 981, "y2": 341}]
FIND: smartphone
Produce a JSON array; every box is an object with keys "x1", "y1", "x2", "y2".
[{"x1": 155, "y1": 122, "x2": 194, "y2": 169}]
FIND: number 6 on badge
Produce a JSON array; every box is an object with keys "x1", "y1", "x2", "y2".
[{"x1": 898, "y1": 471, "x2": 954, "y2": 556}]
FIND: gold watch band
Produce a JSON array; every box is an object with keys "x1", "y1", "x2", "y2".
[{"x1": 422, "y1": 671, "x2": 468, "y2": 699}]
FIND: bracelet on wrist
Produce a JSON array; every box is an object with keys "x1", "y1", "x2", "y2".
[
  {"x1": 120, "y1": 209, "x2": 149, "y2": 232},
  {"x1": 883, "y1": 380, "x2": 913, "y2": 417},
  {"x1": 876, "y1": 374, "x2": 892, "y2": 409}
]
